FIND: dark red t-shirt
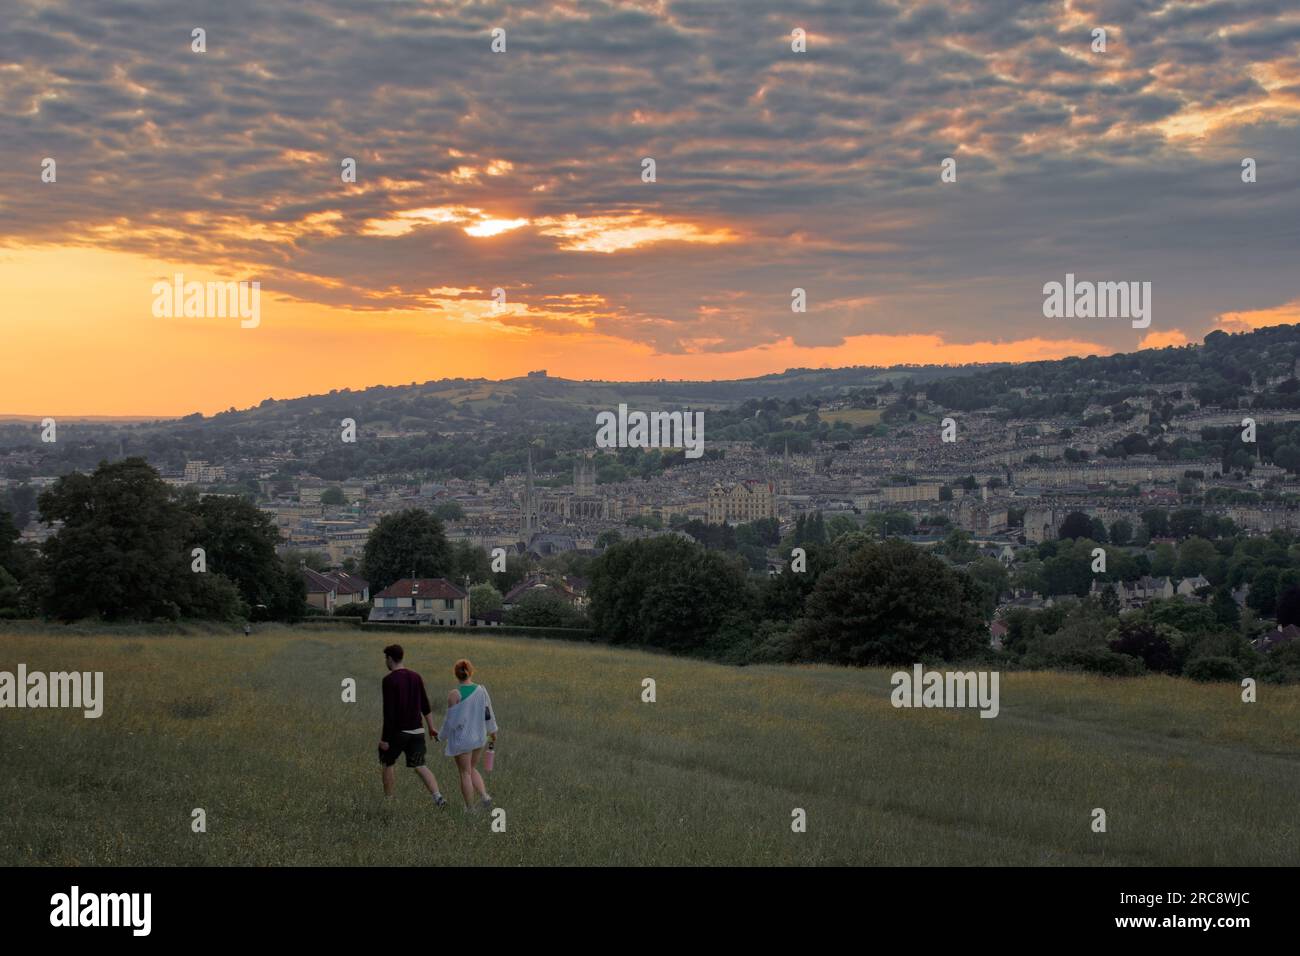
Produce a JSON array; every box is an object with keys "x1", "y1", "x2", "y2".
[{"x1": 381, "y1": 667, "x2": 431, "y2": 740}]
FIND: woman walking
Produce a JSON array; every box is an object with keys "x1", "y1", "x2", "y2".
[{"x1": 439, "y1": 659, "x2": 498, "y2": 811}]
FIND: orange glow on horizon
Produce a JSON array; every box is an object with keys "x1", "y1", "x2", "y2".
[
  {"x1": 1217, "y1": 299, "x2": 1300, "y2": 331},
  {"x1": 1138, "y1": 329, "x2": 1191, "y2": 348},
  {"x1": 0, "y1": 247, "x2": 1116, "y2": 417}
]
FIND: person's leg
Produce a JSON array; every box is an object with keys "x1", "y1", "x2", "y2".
[
  {"x1": 405, "y1": 734, "x2": 443, "y2": 804},
  {"x1": 469, "y1": 747, "x2": 490, "y2": 800},
  {"x1": 454, "y1": 752, "x2": 475, "y2": 806},
  {"x1": 415, "y1": 765, "x2": 440, "y2": 795},
  {"x1": 379, "y1": 740, "x2": 398, "y2": 795}
]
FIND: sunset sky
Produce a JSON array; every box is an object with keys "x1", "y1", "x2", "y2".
[{"x1": 2, "y1": 0, "x2": 1299, "y2": 415}]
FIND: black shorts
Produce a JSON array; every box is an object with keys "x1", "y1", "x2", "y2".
[{"x1": 379, "y1": 733, "x2": 426, "y2": 768}]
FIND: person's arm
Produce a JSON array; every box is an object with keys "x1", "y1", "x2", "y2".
[
  {"x1": 378, "y1": 675, "x2": 393, "y2": 748},
  {"x1": 435, "y1": 689, "x2": 458, "y2": 741},
  {"x1": 419, "y1": 677, "x2": 435, "y2": 738}
]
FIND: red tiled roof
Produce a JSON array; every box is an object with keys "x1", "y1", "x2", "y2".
[{"x1": 374, "y1": 577, "x2": 466, "y2": 600}]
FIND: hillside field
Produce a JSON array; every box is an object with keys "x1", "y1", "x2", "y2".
[
  {"x1": 785, "y1": 408, "x2": 883, "y2": 426},
  {"x1": 1, "y1": 626, "x2": 1297, "y2": 866}
]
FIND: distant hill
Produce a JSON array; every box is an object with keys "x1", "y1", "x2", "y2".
[
  {"x1": 173, "y1": 324, "x2": 1300, "y2": 434},
  {"x1": 188, "y1": 362, "x2": 995, "y2": 433},
  {"x1": 6, "y1": 325, "x2": 1300, "y2": 484},
  {"x1": 925, "y1": 325, "x2": 1300, "y2": 416}
]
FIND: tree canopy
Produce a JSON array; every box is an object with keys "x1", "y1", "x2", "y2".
[{"x1": 361, "y1": 508, "x2": 452, "y2": 592}]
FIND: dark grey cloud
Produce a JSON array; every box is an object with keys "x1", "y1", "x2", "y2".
[{"x1": 0, "y1": 0, "x2": 1298, "y2": 358}]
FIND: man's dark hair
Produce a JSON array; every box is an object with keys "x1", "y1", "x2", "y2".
[{"x1": 383, "y1": 644, "x2": 404, "y2": 663}]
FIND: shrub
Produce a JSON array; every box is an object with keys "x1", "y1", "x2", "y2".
[
  {"x1": 697, "y1": 615, "x2": 789, "y2": 665},
  {"x1": 332, "y1": 601, "x2": 372, "y2": 618},
  {"x1": 1048, "y1": 645, "x2": 1146, "y2": 677},
  {"x1": 1185, "y1": 656, "x2": 1244, "y2": 683},
  {"x1": 1109, "y1": 621, "x2": 1182, "y2": 674},
  {"x1": 505, "y1": 589, "x2": 587, "y2": 628},
  {"x1": 1258, "y1": 639, "x2": 1300, "y2": 684}
]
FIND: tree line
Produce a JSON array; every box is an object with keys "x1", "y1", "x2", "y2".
[
  {"x1": 6, "y1": 460, "x2": 1296, "y2": 683},
  {"x1": 1, "y1": 458, "x2": 303, "y2": 622}
]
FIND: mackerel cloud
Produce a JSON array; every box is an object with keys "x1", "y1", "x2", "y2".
[{"x1": 2, "y1": 0, "x2": 1298, "y2": 358}]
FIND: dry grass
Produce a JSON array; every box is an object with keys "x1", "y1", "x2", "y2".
[{"x1": 1, "y1": 628, "x2": 1296, "y2": 865}]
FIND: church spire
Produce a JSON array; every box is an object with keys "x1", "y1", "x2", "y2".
[{"x1": 521, "y1": 446, "x2": 538, "y2": 541}]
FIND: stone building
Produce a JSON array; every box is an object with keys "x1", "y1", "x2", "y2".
[
  {"x1": 1023, "y1": 506, "x2": 1061, "y2": 543},
  {"x1": 707, "y1": 480, "x2": 776, "y2": 525}
]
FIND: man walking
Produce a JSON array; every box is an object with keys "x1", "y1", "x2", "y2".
[{"x1": 378, "y1": 644, "x2": 447, "y2": 807}]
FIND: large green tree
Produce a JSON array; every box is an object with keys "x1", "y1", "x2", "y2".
[
  {"x1": 185, "y1": 494, "x2": 305, "y2": 621},
  {"x1": 0, "y1": 507, "x2": 27, "y2": 617},
  {"x1": 38, "y1": 458, "x2": 244, "y2": 622},
  {"x1": 1175, "y1": 536, "x2": 1218, "y2": 579},
  {"x1": 1141, "y1": 509, "x2": 1170, "y2": 538},
  {"x1": 795, "y1": 538, "x2": 986, "y2": 665},
  {"x1": 1057, "y1": 511, "x2": 1094, "y2": 541},
  {"x1": 0, "y1": 507, "x2": 19, "y2": 570},
  {"x1": 469, "y1": 583, "x2": 503, "y2": 616},
  {"x1": 1037, "y1": 538, "x2": 1098, "y2": 598},
  {"x1": 588, "y1": 535, "x2": 754, "y2": 653},
  {"x1": 0, "y1": 507, "x2": 38, "y2": 616},
  {"x1": 1274, "y1": 584, "x2": 1300, "y2": 628},
  {"x1": 758, "y1": 538, "x2": 842, "y2": 623},
  {"x1": 1109, "y1": 519, "x2": 1133, "y2": 546},
  {"x1": 965, "y1": 557, "x2": 1010, "y2": 616},
  {"x1": 361, "y1": 508, "x2": 452, "y2": 591},
  {"x1": 449, "y1": 539, "x2": 492, "y2": 585}
]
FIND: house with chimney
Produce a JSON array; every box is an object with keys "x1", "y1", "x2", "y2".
[
  {"x1": 1175, "y1": 574, "x2": 1211, "y2": 598},
  {"x1": 301, "y1": 567, "x2": 370, "y2": 613},
  {"x1": 1089, "y1": 574, "x2": 1219, "y2": 612},
  {"x1": 326, "y1": 570, "x2": 369, "y2": 607},
  {"x1": 302, "y1": 566, "x2": 339, "y2": 613},
  {"x1": 1253, "y1": 623, "x2": 1300, "y2": 653},
  {"x1": 368, "y1": 578, "x2": 470, "y2": 626}
]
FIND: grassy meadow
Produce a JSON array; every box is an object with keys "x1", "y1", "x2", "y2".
[
  {"x1": 1, "y1": 625, "x2": 1297, "y2": 866},
  {"x1": 785, "y1": 408, "x2": 883, "y2": 426}
]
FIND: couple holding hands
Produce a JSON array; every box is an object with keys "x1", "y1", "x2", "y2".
[{"x1": 378, "y1": 644, "x2": 498, "y2": 811}]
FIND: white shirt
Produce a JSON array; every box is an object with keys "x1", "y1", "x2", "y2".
[{"x1": 438, "y1": 685, "x2": 498, "y2": 757}]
